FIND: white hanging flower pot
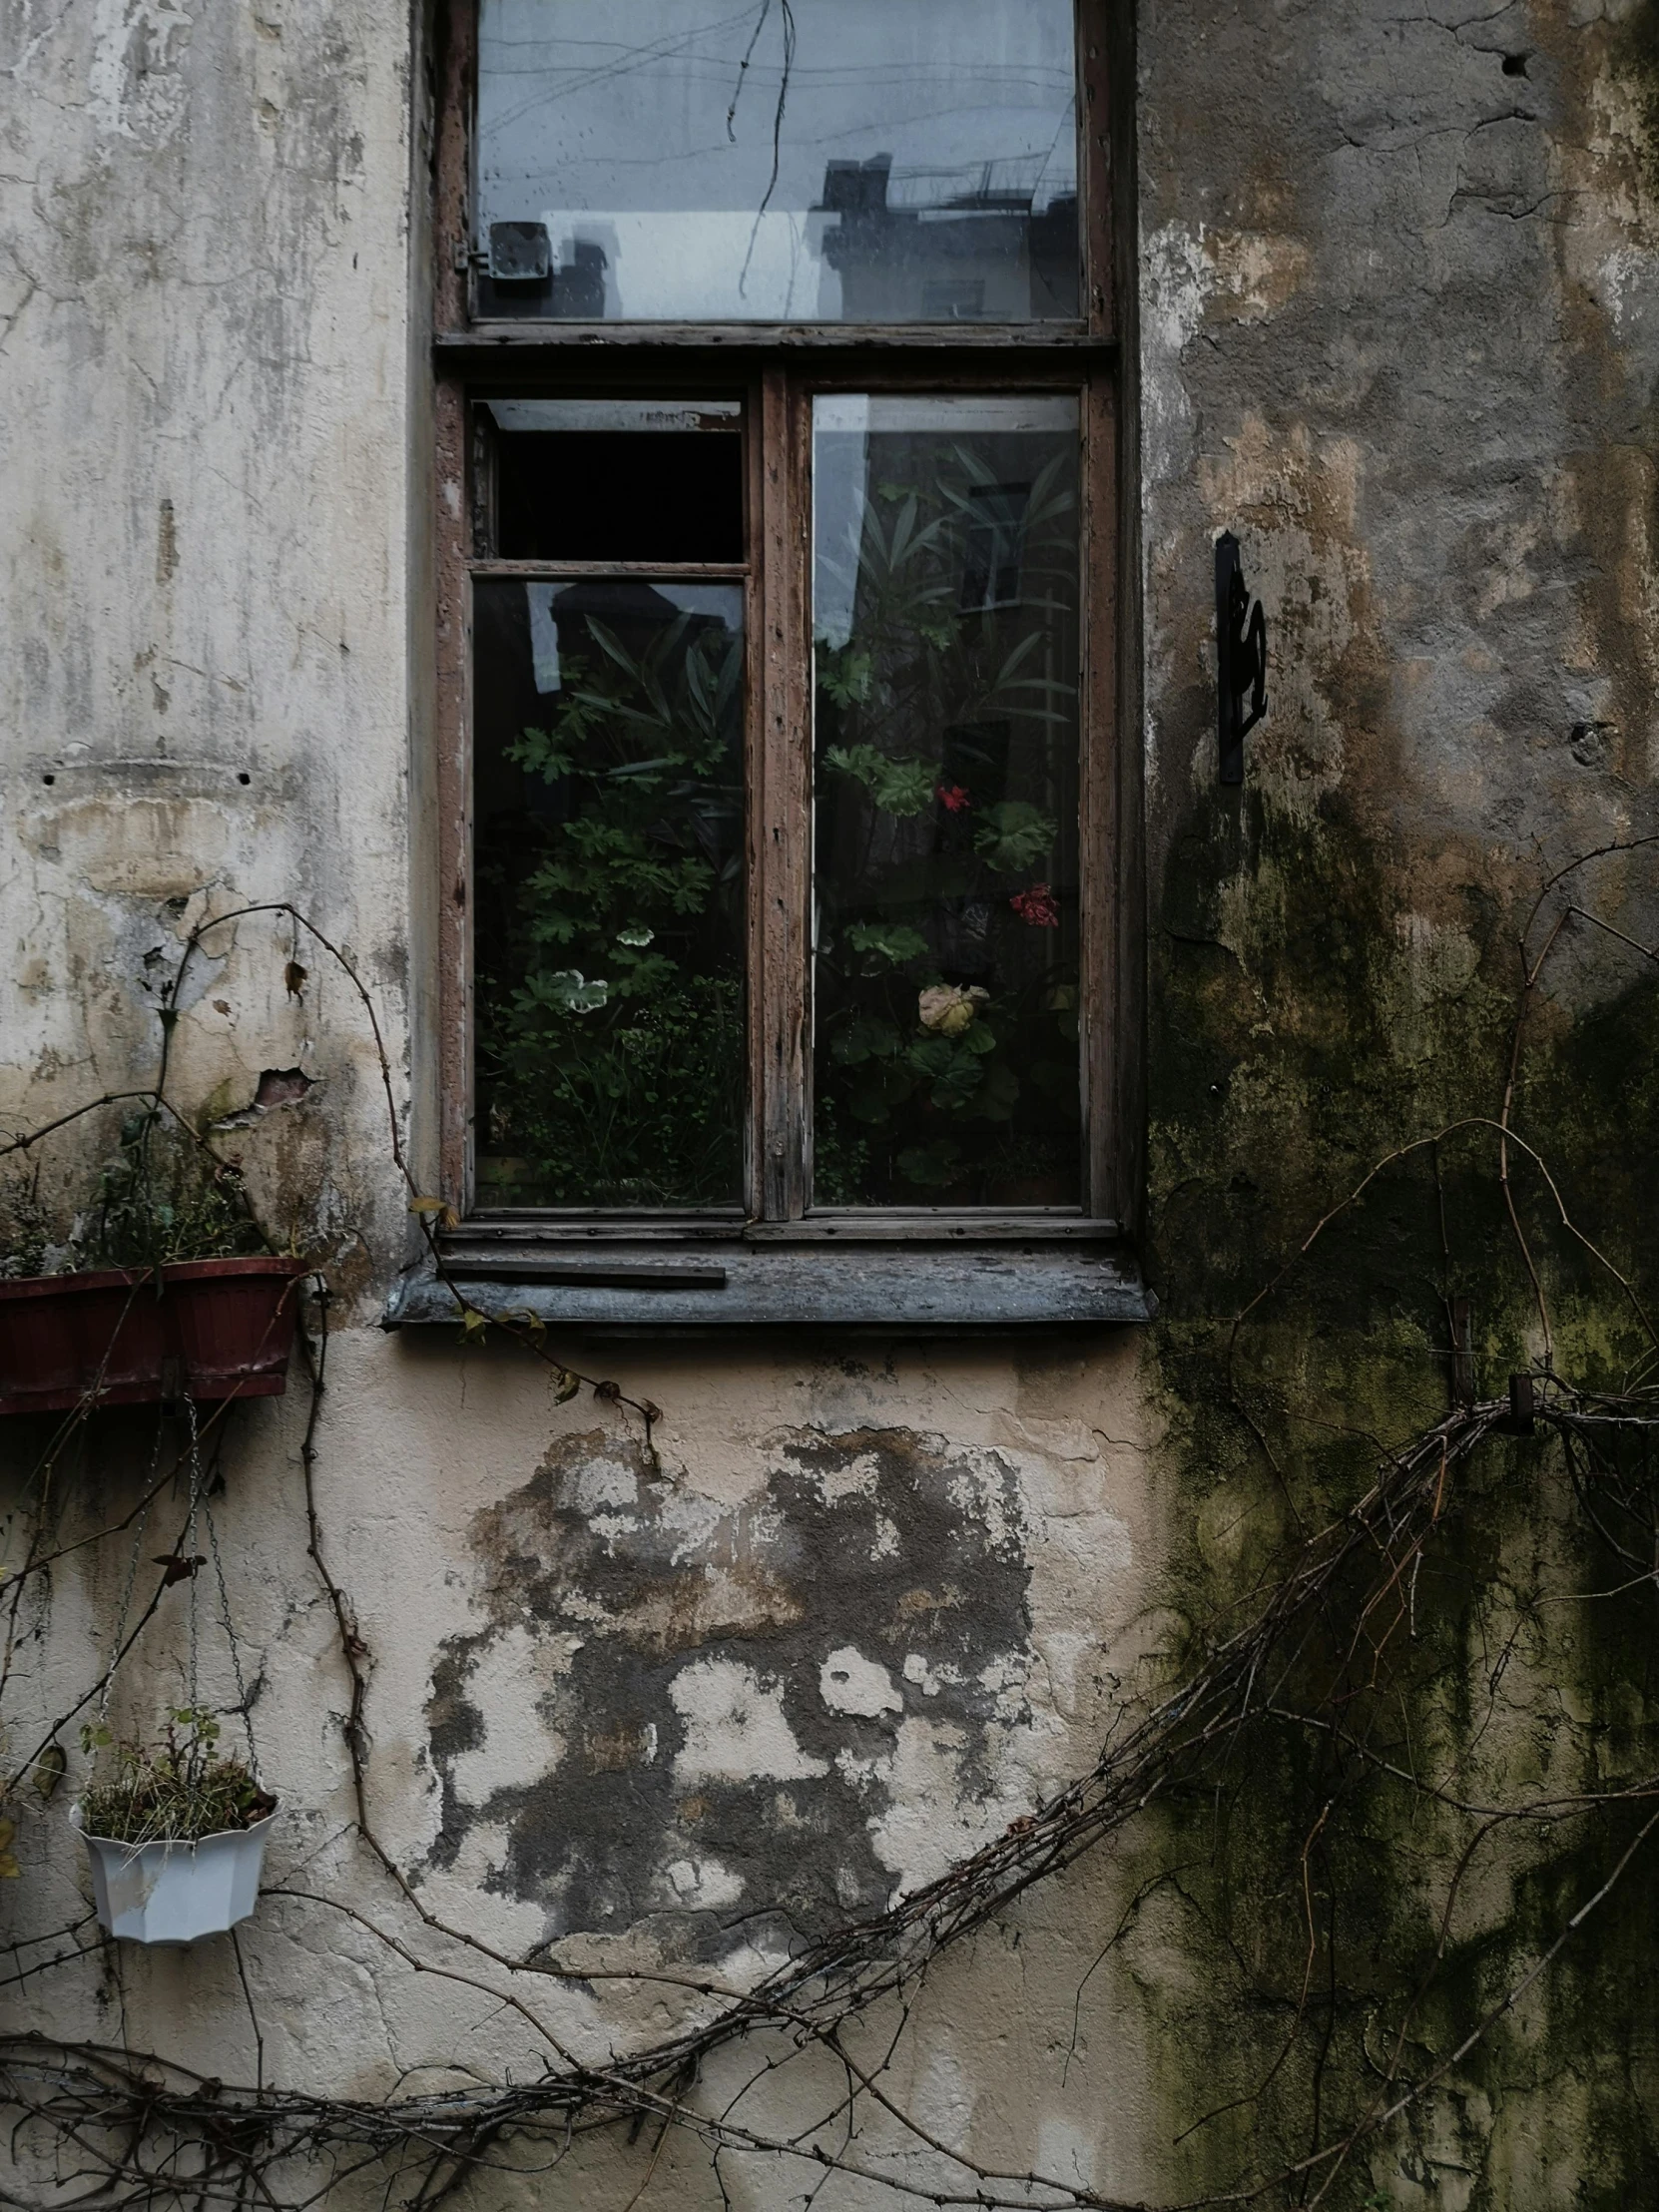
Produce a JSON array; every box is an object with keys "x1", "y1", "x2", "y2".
[{"x1": 71, "y1": 1801, "x2": 278, "y2": 1945}]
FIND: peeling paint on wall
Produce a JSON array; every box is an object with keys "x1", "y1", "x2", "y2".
[{"x1": 424, "y1": 1427, "x2": 1040, "y2": 1953}]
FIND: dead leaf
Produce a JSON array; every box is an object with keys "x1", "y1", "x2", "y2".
[
  {"x1": 0, "y1": 1816, "x2": 17, "y2": 1879},
  {"x1": 409, "y1": 1196, "x2": 461, "y2": 1231},
  {"x1": 553, "y1": 1369, "x2": 582, "y2": 1404},
  {"x1": 33, "y1": 1744, "x2": 66, "y2": 1803},
  {"x1": 284, "y1": 960, "x2": 308, "y2": 999},
  {"x1": 154, "y1": 1552, "x2": 208, "y2": 1586}
]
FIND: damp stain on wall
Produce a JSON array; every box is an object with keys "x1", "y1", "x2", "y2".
[{"x1": 423, "y1": 1426, "x2": 1038, "y2": 1958}]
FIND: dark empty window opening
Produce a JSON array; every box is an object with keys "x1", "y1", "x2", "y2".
[{"x1": 485, "y1": 400, "x2": 744, "y2": 564}]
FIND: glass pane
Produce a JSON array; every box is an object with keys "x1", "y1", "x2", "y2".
[
  {"x1": 812, "y1": 395, "x2": 1081, "y2": 1208},
  {"x1": 476, "y1": 0, "x2": 1079, "y2": 323},
  {"x1": 485, "y1": 400, "x2": 745, "y2": 561},
  {"x1": 473, "y1": 578, "x2": 746, "y2": 1207}
]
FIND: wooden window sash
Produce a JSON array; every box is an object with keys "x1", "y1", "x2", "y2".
[{"x1": 429, "y1": 1, "x2": 1132, "y2": 1240}]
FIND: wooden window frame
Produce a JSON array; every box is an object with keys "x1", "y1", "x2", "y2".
[{"x1": 418, "y1": 0, "x2": 1146, "y2": 1318}]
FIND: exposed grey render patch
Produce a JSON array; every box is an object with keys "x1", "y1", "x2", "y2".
[{"x1": 424, "y1": 1427, "x2": 1036, "y2": 1958}]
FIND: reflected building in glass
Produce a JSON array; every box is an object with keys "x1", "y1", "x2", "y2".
[
  {"x1": 475, "y1": 0, "x2": 1079, "y2": 323},
  {"x1": 815, "y1": 155, "x2": 1077, "y2": 323}
]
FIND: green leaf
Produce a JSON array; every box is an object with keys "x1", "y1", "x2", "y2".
[
  {"x1": 845, "y1": 921, "x2": 929, "y2": 966},
  {"x1": 553, "y1": 1369, "x2": 582, "y2": 1404},
  {"x1": 896, "y1": 1142, "x2": 963, "y2": 1188},
  {"x1": 973, "y1": 800, "x2": 1056, "y2": 874},
  {"x1": 459, "y1": 1309, "x2": 489, "y2": 1343},
  {"x1": 506, "y1": 725, "x2": 577, "y2": 783},
  {"x1": 830, "y1": 1013, "x2": 903, "y2": 1066},
  {"x1": 975, "y1": 1062, "x2": 1021, "y2": 1121},
  {"x1": 847, "y1": 1065, "x2": 915, "y2": 1124},
  {"x1": 823, "y1": 745, "x2": 936, "y2": 818},
  {"x1": 523, "y1": 969, "x2": 610, "y2": 1016},
  {"x1": 816, "y1": 644, "x2": 874, "y2": 707}
]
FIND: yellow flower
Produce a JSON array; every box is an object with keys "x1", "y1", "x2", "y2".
[{"x1": 917, "y1": 984, "x2": 989, "y2": 1036}]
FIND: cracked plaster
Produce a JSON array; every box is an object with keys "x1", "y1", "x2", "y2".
[{"x1": 0, "y1": 0, "x2": 1655, "y2": 2202}]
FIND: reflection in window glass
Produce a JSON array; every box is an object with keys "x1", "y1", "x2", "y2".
[
  {"x1": 476, "y1": 0, "x2": 1079, "y2": 323},
  {"x1": 473, "y1": 579, "x2": 746, "y2": 1207},
  {"x1": 812, "y1": 396, "x2": 1081, "y2": 1207}
]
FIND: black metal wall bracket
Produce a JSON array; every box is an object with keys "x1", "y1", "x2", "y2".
[{"x1": 1216, "y1": 531, "x2": 1268, "y2": 786}]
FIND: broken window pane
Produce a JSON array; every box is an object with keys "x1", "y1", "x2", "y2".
[
  {"x1": 476, "y1": 0, "x2": 1080, "y2": 323},
  {"x1": 811, "y1": 396, "x2": 1081, "y2": 1207},
  {"x1": 473, "y1": 579, "x2": 746, "y2": 1207},
  {"x1": 485, "y1": 399, "x2": 744, "y2": 562}
]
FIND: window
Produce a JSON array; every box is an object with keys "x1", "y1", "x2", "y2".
[{"x1": 414, "y1": 0, "x2": 1146, "y2": 1327}]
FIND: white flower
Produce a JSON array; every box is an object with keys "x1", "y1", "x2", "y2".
[{"x1": 917, "y1": 984, "x2": 989, "y2": 1036}]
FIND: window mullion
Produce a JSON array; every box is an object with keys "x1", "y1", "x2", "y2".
[{"x1": 752, "y1": 365, "x2": 812, "y2": 1222}]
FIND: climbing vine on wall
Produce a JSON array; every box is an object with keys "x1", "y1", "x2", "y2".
[{"x1": 1, "y1": 852, "x2": 1657, "y2": 2209}]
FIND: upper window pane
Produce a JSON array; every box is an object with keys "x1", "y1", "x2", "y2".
[{"x1": 475, "y1": 0, "x2": 1080, "y2": 323}]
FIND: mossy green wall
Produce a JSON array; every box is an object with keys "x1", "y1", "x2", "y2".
[{"x1": 1135, "y1": 0, "x2": 1659, "y2": 2189}]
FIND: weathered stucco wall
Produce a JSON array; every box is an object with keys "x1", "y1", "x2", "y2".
[{"x1": 2, "y1": 2, "x2": 1658, "y2": 2207}]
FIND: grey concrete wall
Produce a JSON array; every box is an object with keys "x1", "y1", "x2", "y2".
[{"x1": 1, "y1": 1, "x2": 1656, "y2": 2206}]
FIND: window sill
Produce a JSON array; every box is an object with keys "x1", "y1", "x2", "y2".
[{"x1": 381, "y1": 1235, "x2": 1155, "y2": 1335}]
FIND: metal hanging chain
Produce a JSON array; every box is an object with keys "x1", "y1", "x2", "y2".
[
  {"x1": 99, "y1": 1413, "x2": 167, "y2": 1726},
  {"x1": 184, "y1": 1395, "x2": 202, "y2": 1719},
  {"x1": 203, "y1": 1484, "x2": 259, "y2": 1778}
]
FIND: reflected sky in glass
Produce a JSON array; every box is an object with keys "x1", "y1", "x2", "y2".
[{"x1": 477, "y1": 0, "x2": 1079, "y2": 321}]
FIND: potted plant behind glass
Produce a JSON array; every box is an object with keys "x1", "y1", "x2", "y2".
[
  {"x1": 0, "y1": 1109, "x2": 307, "y2": 1416},
  {"x1": 71, "y1": 1707, "x2": 277, "y2": 1945}
]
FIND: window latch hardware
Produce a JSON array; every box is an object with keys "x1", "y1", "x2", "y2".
[
  {"x1": 486, "y1": 221, "x2": 552, "y2": 282},
  {"x1": 1216, "y1": 531, "x2": 1268, "y2": 786}
]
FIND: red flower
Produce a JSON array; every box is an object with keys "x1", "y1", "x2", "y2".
[
  {"x1": 1010, "y1": 881, "x2": 1060, "y2": 927},
  {"x1": 935, "y1": 784, "x2": 970, "y2": 814}
]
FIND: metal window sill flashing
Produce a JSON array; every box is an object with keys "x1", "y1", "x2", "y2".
[{"x1": 381, "y1": 1231, "x2": 1155, "y2": 1334}]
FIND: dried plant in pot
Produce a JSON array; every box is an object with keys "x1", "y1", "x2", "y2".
[
  {"x1": 72, "y1": 1709, "x2": 277, "y2": 1946},
  {"x1": 0, "y1": 1111, "x2": 308, "y2": 1417}
]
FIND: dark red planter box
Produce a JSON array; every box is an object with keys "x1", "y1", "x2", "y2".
[{"x1": 0, "y1": 1257, "x2": 309, "y2": 1416}]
